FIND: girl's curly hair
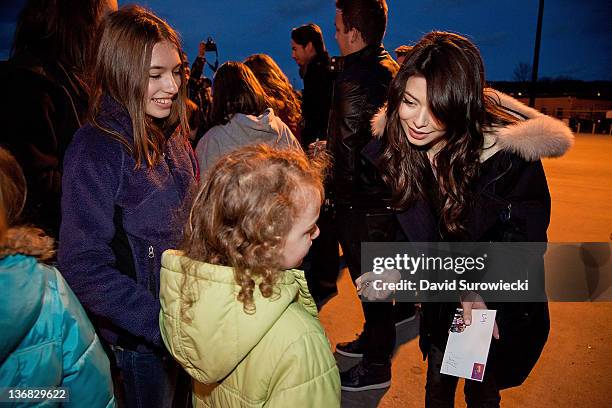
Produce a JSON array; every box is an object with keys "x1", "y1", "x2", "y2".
[{"x1": 180, "y1": 144, "x2": 327, "y2": 314}]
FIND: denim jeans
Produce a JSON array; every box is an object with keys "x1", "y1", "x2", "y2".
[{"x1": 108, "y1": 345, "x2": 181, "y2": 408}]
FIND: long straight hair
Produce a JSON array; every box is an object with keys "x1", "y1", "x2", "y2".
[
  {"x1": 210, "y1": 62, "x2": 268, "y2": 126},
  {"x1": 89, "y1": 5, "x2": 188, "y2": 168},
  {"x1": 378, "y1": 32, "x2": 516, "y2": 237}
]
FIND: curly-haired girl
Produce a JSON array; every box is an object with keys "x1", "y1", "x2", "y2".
[{"x1": 160, "y1": 144, "x2": 340, "y2": 407}]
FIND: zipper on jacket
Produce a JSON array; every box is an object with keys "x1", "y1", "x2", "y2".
[
  {"x1": 500, "y1": 203, "x2": 512, "y2": 223},
  {"x1": 147, "y1": 245, "x2": 158, "y2": 299},
  {"x1": 480, "y1": 159, "x2": 513, "y2": 194}
]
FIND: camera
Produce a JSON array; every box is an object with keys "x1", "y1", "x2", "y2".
[{"x1": 204, "y1": 37, "x2": 217, "y2": 52}]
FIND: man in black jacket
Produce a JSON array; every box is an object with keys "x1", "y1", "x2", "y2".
[
  {"x1": 291, "y1": 23, "x2": 333, "y2": 149},
  {"x1": 290, "y1": 23, "x2": 340, "y2": 307},
  {"x1": 329, "y1": 0, "x2": 400, "y2": 391}
]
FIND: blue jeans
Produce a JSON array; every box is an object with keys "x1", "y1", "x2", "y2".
[{"x1": 109, "y1": 345, "x2": 180, "y2": 408}]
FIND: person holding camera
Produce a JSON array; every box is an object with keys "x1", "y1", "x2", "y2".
[
  {"x1": 195, "y1": 61, "x2": 301, "y2": 173},
  {"x1": 186, "y1": 40, "x2": 216, "y2": 145}
]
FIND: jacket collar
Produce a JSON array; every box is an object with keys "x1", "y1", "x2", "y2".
[
  {"x1": 299, "y1": 52, "x2": 329, "y2": 78},
  {"x1": 98, "y1": 94, "x2": 134, "y2": 139},
  {"x1": 337, "y1": 44, "x2": 387, "y2": 70}
]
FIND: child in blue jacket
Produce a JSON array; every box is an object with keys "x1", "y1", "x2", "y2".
[{"x1": 0, "y1": 147, "x2": 115, "y2": 407}]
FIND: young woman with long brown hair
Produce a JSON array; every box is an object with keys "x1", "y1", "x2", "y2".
[
  {"x1": 244, "y1": 53, "x2": 303, "y2": 140},
  {"x1": 195, "y1": 61, "x2": 300, "y2": 173},
  {"x1": 364, "y1": 31, "x2": 573, "y2": 405},
  {"x1": 58, "y1": 6, "x2": 196, "y2": 407}
]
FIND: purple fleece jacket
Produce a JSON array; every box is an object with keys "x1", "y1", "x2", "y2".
[{"x1": 58, "y1": 95, "x2": 196, "y2": 350}]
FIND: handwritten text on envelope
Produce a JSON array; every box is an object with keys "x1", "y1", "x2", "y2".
[{"x1": 441, "y1": 309, "x2": 497, "y2": 382}]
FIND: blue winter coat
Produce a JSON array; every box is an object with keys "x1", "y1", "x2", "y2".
[
  {"x1": 0, "y1": 254, "x2": 115, "y2": 407},
  {"x1": 58, "y1": 95, "x2": 197, "y2": 351}
]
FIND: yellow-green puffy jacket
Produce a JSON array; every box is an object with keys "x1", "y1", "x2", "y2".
[{"x1": 159, "y1": 250, "x2": 340, "y2": 407}]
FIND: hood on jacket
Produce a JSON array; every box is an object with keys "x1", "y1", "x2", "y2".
[
  {"x1": 370, "y1": 89, "x2": 574, "y2": 162},
  {"x1": 159, "y1": 250, "x2": 318, "y2": 384},
  {"x1": 0, "y1": 255, "x2": 46, "y2": 362},
  {"x1": 220, "y1": 108, "x2": 286, "y2": 142}
]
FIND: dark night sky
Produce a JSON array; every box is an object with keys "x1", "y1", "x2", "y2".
[{"x1": 1, "y1": 0, "x2": 610, "y2": 88}]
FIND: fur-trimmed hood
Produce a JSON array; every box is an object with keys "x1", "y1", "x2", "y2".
[{"x1": 370, "y1": 89, "x2": 574, "y2": 162}]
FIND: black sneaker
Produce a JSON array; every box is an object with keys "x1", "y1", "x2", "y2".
[
  {"x1": 336, "y1": 332, "x2": 366, "y2": 358},
  {"x1": 340, "y1": 360, "x2": 392, "y2": 391}
]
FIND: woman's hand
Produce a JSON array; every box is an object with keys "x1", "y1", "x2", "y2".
[{"x1": 460, "y1": 292, "x2": 500, "y2": 339}]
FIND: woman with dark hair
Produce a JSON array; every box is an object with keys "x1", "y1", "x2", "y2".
[
  {"x1": 364, "y1": 31, "x2": 573, "y2": 405},
  {"x1": 0, "y1": 148, "x2": 115, "y2": 407},
  {"x1": 244, "y1": 53, "x2": 302, "y2": 141},
  {"x1": 0, "y1": 0, "x2": 117, "y2": 238},
  {"x1": 195, "y1": 61, "x2": 301, "y2": 173},
  {"x1": 58, "y1": 6, "x2": 196, "y2": 407}
]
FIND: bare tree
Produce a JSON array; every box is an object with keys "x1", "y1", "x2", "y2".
[{"x1": 513, "y1": 62, "x2": 532, "y2": 82}]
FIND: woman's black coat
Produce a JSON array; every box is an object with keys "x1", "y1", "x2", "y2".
[{"x1": 367, "y1": 90, "x2": 574, "y2": 389}]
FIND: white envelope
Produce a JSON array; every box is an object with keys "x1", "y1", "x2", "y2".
[{"x1": 440, "y1": 309, "x2": 497, "y2": 382}]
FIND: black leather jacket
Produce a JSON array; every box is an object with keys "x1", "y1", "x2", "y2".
[{"x1": 327, "y1": 44, "x2": 398, "y2": 207}]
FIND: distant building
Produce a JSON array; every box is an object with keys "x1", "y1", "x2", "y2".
[{"x1": 491, "y1": 80, "x2": 612, "y2": 134}]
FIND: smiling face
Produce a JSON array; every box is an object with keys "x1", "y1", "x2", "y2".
[
  {"x1": 399, "y1": 75, "x2": 447, "y2": 158},
  {"x1": 279, "y1": 187, "x2": 321, "y2": 270},
  {"x1": 146, "y1": 41, "x2": 182, "y2": 119}
]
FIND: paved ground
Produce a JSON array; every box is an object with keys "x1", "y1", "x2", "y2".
[{"x1": 318, "y1": 134, "x2": 612, "y2": 407}]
